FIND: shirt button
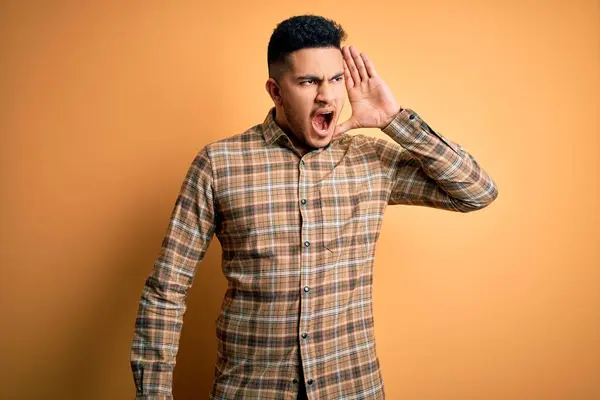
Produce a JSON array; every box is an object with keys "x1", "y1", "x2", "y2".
[
  {"x1": 304, "y1": 241, "x2": 310, "y2": 247},
  {"x1": 409, "y1": 114, "x2": 415, "y2": 120},
  {"x1": 301, "y1": 332, "x2": 308, "y2": 339},
  {"x1": 307, "y1": 379, "x2": 314, "y2": 385},
  {"x1": 301, "y1": 199, "x2": 307, "y2": 205},
  {"x1": 293, "y1": 378, "x2": 298, "y2": 384},
  {"x1": 304, "y1": 286, "x2": 310, "y2": 293}
]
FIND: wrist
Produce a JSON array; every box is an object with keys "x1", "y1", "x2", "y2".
[{"x1": 381, "y1": 106, "x2": 403, "y2": 129}]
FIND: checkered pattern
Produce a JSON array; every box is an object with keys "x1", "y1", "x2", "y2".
[{"x1": 130, "y1": 107, "x2": 498, "y2": 399}]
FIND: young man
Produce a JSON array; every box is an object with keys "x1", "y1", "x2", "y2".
[{"x1": 130, "y1": 15, "x2": 498, "y2": 400}]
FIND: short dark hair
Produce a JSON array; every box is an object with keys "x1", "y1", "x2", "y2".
[{"x1": 267, "y1": 15, "x2": 347, "y2": 79}]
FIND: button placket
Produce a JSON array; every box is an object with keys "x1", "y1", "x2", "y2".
[{"x1": 298, "y1": 155, "x2": 314, "y2": 387}]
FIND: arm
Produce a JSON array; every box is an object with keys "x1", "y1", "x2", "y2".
[
  {"x1": 335, "y1": 45, "x2": 497, "y2": 212},
  {"x1": 130, "y1": 147, "x2": 217, "y2": 399},
  {"x1": 376, "y1": 108, "x2": 498, "y2": 212}
]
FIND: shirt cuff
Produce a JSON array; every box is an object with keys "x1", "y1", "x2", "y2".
[{"x1": 381, "y1": 108, "x2": 461, "y2": 155}]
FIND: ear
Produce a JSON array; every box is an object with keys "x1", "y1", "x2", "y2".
[{"x1": 265, "y1": 78, "x2": 283, "y2": 106}]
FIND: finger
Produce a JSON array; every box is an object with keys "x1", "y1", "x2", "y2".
[
  {"x1": 334, "y1": 117, "x2": 356, "y2": 136},
  {"x1": 343, "y1": 46, "x2": 361, "y2": 84},
  {"x1": 349, "y1": 46, "x2": 369, "y2": 82},
  {"x1": 342, "y1": 58, "x2": 354, "y2": 88},
  {"x1": 361, "y1": 52, "x2": 378, "y2": 78}
]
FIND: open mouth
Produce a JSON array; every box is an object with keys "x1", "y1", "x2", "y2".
[{"x1": 311, "y1": 111, "x2": 334, "y2": 133}]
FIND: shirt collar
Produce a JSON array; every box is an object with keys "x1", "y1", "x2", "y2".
[
  {"x1": 261, "y1": 107, "x2": 288, "y2": 146},
  {"x1": 260, "y1": 107, "x2": 346, "y2": 151}
]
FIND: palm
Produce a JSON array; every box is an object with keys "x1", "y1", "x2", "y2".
[
  {"x1": 335, "y1": 46, "x2": 401, "y2": 136},
  {"x1": 346, "y1": 75, "x2": 396, "y2": 128}
]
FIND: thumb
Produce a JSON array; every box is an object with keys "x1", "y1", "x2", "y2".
[{"x1": 334, "y1": 117, "x2": 356, "y2": 136}]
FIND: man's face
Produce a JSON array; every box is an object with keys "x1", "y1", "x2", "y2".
[{"x1": 269, "y1": 47, "x2": 346, "y2": 150}]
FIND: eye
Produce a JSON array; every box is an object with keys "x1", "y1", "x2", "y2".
[
  {"x1": 301, "y1": 80, "x2": 315, "y2": 85},
  {"x1": 333, "y1": 76, "x2": 344, "y2": 82}
]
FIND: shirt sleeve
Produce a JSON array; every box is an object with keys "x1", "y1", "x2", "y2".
[
  {"x1": 375, "y1": 107, "x2": 498, "y2": 212},
  {"x1": 130, "y1": 147, "x2": 217, "y2": 399}
]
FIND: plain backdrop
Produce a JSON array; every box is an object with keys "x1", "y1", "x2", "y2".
[{"x1": 1, "y1": 1, "x2": 598, "y2": 399}]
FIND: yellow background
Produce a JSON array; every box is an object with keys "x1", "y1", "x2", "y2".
[{"x1": 1, "y1": 1, "x2": 598, "y2": 399}]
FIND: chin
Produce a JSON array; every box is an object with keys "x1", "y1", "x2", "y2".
[{"x1": 306, "y1": 131, "x2": 331, "y2": 148}]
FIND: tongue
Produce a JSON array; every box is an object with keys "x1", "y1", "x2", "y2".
[{"x1": 313, "y1": 114, "x2": 327, "y2": 131}]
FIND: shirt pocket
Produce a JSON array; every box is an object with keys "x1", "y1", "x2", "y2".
[{"x1": 319, "y1": 180, "x2": 372, "y2": 255}]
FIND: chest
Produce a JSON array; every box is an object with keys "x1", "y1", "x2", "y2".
[{"x1": 212, "y1": 145, "x2": 388, "y2": 250}]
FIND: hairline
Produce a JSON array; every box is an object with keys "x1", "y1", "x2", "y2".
[{"x1": 268, "y1": 45, "x2": 342, "y2": 80}]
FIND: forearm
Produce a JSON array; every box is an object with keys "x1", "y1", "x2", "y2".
[{"x1": 130, "y1": 269, "x2": 187, "y2": 398}]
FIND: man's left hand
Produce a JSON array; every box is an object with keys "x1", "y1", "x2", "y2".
[{"x1": 335, "y1": 46, "x2": 401, "y2": 136}]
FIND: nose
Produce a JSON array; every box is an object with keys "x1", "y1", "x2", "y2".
[{"x1": 315, "y1": 81, "x2": 334, "y2": 104}]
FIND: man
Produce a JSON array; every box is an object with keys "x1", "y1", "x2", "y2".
[{"x1": 130, "y1": 14, "x2": 498, "y2": 400}]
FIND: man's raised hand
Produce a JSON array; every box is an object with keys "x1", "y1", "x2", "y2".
[{"x1": 335, "y1": 46, "x2": 402, "y2": 136}]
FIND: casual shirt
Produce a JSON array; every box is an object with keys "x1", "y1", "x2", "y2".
[{"x1": 130, "y1": 107, "x2": 498, "y2": 399}]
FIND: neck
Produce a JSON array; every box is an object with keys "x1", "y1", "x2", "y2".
[{"x1": 273, "y1": 107, "x2": 310, "y2": 156}]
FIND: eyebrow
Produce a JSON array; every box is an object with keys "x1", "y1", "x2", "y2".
[{"x1": 296, "y1": 72, "x2": 344, "y2": 81}]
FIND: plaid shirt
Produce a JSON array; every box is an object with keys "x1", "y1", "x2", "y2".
[{"x1": 130, "y1": 107, "x2": 498, "y2": 399}]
